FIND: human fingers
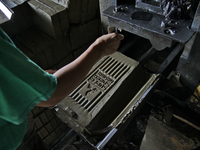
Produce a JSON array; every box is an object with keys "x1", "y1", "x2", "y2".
[
  {"x1": 45, "y1": 69, "x2": 57, "y2": 74},
  {"x1": 107, "y1": 33, "x2": 124, "y2": 41},
  {"x1": 113, "y1": 33, "x2": 124, "y2": 41}
]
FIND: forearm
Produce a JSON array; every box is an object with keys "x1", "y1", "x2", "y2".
[
  {"x1": 37, "y1": 33, "x2": 124, "y2": 107},
  {"x1": 37, "y1": 43, "x2": 102, "y2": 107}
]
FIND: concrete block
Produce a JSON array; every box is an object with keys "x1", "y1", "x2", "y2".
[
  {"x1": 44, "y1": 136, "x2": 54, "y2": 145},
  {"x1": 69, "y1": 18, "x2": 101, "y2": 50},
  {"x1": 13, "y1": 39, "x2": 35, "y2": 59},
  {"x1": 50, "y1": 0, "x2": 100, "y2": 23},
  {"x1": 39, "y1": 113, "x2": 49, "y2": 124},
  {"x1": 2, "y1": 0, "x2": 26, "y2": 8},
  {"x1": 73, "y1": 42, "x2": 91, "y2": 59},
  {"x1": 14, "y1": 30, "x2": 74, "y2": 69},
  {"x1": 37, "y1": 130, "x2": 44, "y2": 139},
  {"x1": 45, "y1": 109, "x2": 55, "y2": 120},
  {"x1": 12, "y1": 2, "x2": 33, "y2": 33},
  {"x1": 14, "y1": 27, "x2": 72, "y2": 69},
  {"x1": 50, "y1": 0, "x2": 70, "y2": 7},
  {"x1": 81, "y1": 0, "x2": 99, "y2": 23},
  {"x1": 39, "y1": 127, "x2": 49, "y2": 138},
  {"x1": 31, "y1": 53, "x2": 49, "y2": 69},
  {"x1": 1, "y1": 2, "x2": 33, "y2": 38},
  {"x1": 55, "y1": 35, "x2": 72, "y2": 62},
  {"x1": 49, "y1": 0, "x2": 81, "y2": 23},
  {"x1": 34, "y1": 117, "x2": 43, "y2": 129},
  {"x1": 15, "y1": 28, "x2": 55, "y2": 54},
  {"x1": 57, "y1": 53, "x2": 74, "y2": 69},
  {"x1": 55, "y1": 127, "x2": 62, "y2": 135},
  {"x1": 50, "y1": 118, "x2": 58, "y2": 128},
  {"x1": 45, "y1": 123, "x2": 54, "y2": 133},
  {"x1": 67, "y1": 0, "x2": 81, "y2": 24},
  {"x1": 50, "y1": 131, "x2": 58, "y2": 138},
  {"x1": 31, "y1": 107, "x2": 46, "y2": 117},
  {"x1": 58, "y1": 123, "x2": 68, "y2": 131},
  {"x1": 53, "y1": 52, "x2": 74, "y2": 69},
  {"x1": 28, "y1": 0, "x2": 69, "y2": 39}
]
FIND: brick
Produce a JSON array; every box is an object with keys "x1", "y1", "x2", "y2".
[
  {"x1": 73, "y1": 42, "x2": 91, "y2": 59},
  {"x1": 37, "y1": 130, "x2": 44, "y2": 139},
  {"x1": 45, "y1": 123, "x2": 54, "y2": 133},
  {"x1": 45, "y1": 109, "x2": 55, "y2": 120},
  {"x1": 39, "y1": 127, "x2": 49, "y2": 138},
  {"x1": 1, "y1": 2, "x2": 33, "y2": 38},
  {"x1": 50, "y1": 131, "x2": 58, "y2": 138},
  {"x1": 69, "y1": 18, "x2": 101, "y2": 50},
  {"x1": 68, "y1": 0, "x2": 81, "y2": 24},
  {"x1": 3, "y1": 0, "x2": 26, "y2": 8},
  {"x1": 28, "y1": 0, "x2": 69, "y2": 39},
  {"x1": 55, "y1": 35, "x2": 72, "y2": 62},
  {"x1": 39, "y1": 113, "x2": 49, "y2": 124},
  {"x1": 50, "y1": 0, "x2": 70, "y2": 7},
  {"x1": 54, "y1": 52, "x2": 74, "y2": 69},
  {"x1": 31, "y1": 107, "x2": 41, "y2": 117},
  {"x1": 50, "y1": 0, "x2": 100, "y2": 23},
  {"x1": 34, "y1": 117, "x2": 43, "y2": 129},
  {"x1": 14, "y1": 27, "x2": 69, "y2": 69},
  {"x1": 58, "y1": 122, "x2": 69, "y2": 131},
  {"x1": 44, "y1": 136, "x2": 54, "y2": 145},
  {"x1": 13, "y1": 39, "x2": 35, "y2": 59},
  {"x1": 50, "y1": 118, "x2": 58, "y2": 128},
  {"x1": 55, "y1": 127, "x2": 62, "y2": 135},
  {"x1": 81, "y1": 0, "x2": 99, "y2": 23}
]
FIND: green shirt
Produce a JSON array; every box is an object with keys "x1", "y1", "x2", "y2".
[{"x1": 0, "y1": 28, "x2": 57, "y2": 150}]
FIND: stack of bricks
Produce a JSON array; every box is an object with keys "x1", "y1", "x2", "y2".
[
  {"x1": 1, "y1": 0, "x2": 101, "y2": 70},
  {"x1": 31, "y1": 107, "x2": 71, "y2": 149}
]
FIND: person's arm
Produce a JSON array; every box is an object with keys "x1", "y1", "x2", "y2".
[{"x1": 37, "y1": 33, "x2": 124, "y2": 107}]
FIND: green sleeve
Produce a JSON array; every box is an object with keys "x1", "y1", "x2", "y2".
[{"x1": 0, "y1": 28, "x2": 57, "y2": 149}]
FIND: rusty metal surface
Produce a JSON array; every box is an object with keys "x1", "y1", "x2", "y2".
[
  {"x1": 102, "y1": 5, "x2": 195, "y2": 50},
  {"x1": 140, "y1": 116, "x2": 197, "y2": 150}
]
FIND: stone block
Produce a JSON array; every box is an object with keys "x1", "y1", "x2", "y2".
[
  {"x1": 73, "y1": 42, "x2": 91, "y2": 59},
  {"x1": 45, "y1": 123, "x2": 54, "y2": 133},
  {"x1": 14, "y1": 28, "x2": 55, "y2": 68},
  {"x1": 69, "y1": 18, "x2": 101, "y2": 50},
  {"x1": 44, "y1": 136, "x2": 54, "y2": 146},
  {"x1": 81, "y1": 0, "x2": 99, "y2": 23},
  {"x1": 50, "y1": 0, "x2": 100, "y2": 24},
  {"x1": 53, "y1": 52, "x2": 74, "y2": 69},
  {"x1": 39, "y1": 127, "x2": 49, "y2": 138},
  {"x1": 50, "y1": 118, "x2": 58, "y2": 129},
  {"x1": 1, "y1": 2, "x2": 33, "y2": 38},
  {"x1": 2, "y1": 0, "x2": 26, "y2": 8},
  {"x1": 14, "y1": 27, "x2": 72, "y2": 69},
  {"x1": 55, "y1": 35, "x2": 72, "y2": 62},
  {"x1": 28, "y1": 0, "x2": 69, "y2": 39},
  {"x1": 34, "y1": 117, "x2": 43, "y2": 130},
  {"x1": 67, "y1": 0, "x2": 81, "y2": 24}
]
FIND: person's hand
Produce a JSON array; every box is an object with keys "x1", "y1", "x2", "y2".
[
  {"x1": 45, "y1": 69, "x2": 57, "y2": 74},
  {"x1": 93, "y1": 33, "x2": 124, "y2": 57}
]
